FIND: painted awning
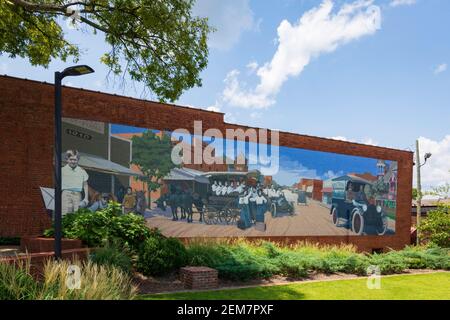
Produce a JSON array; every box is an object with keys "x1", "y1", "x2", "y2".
[
  {"x1": 163, "y1": 167, "x2": 210, "y2": 184},
  {"x1": 62, "y1": 152, "x2": 141, "y2": 177}
]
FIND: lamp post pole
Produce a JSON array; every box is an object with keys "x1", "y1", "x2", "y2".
[
  {"x1": 54, "y1": 71, "x2": 63, "y2": 259},
  {"x1": 53, "y1": 65, "x2": 94, "y2": 259},
  {"x1": 415, "y1": 139, "x2": 422, "y2": 246}
]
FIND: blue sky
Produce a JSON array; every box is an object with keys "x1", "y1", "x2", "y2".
[
  {"x1": 111, "y1": 122, "x2": 386, "y2": 186},
  {"x1": 1, "y1": 0, "x2": 449, "y2": 189}
]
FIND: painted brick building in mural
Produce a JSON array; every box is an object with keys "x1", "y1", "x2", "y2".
[{"x1": 0, "y1": 75, "x2": 414, "y2": 251}]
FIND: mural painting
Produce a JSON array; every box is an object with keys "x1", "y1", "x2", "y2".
[{"x1": 59, "y1": 117, "x2": 397, "y2": 237}]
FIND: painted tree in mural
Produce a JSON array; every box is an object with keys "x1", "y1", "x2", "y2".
[
  {"x1": 131, "y1": 130, "x2": 177, "y2": 193},
  {"x1": 366, "y1": 179, "x2": 389, "y2": 199},
  {"x1": 0, "y1": 0, "x2": 211, "y2": 102}
]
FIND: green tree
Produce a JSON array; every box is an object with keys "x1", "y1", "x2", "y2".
[
  {"x1": 0, "y1": 0, "x2": 211, "y2": 102},
  {"x1": 412, "y1": 188, "x2": 418, "y2": 200},
  {"x1": 417, "y1": 204, "x2": 450, "y2": 248},
  {"x1": 130, "y1": 130, "x2": 177, "y2": 193}
]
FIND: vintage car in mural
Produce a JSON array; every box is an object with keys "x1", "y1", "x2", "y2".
[
  {"x1": 268, "y1": 189, "x2": 295, "y2": 217},
  {"x1": 330, "y1": 175, "x2": 388, "y2": 235}
]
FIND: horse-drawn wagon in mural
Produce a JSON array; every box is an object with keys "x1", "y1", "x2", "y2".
[
  {"x1": 330, "y1": 175, "x2": 388, "y2": 235},
  {"x1": 201, "y1": 195, "x2": 240, "y2": 225},
  {"x1": 200, "y1": 171, "x2": 260, "y2": 225},
  {"x1": 158, "y1": 168, "x2": 264, "y2": 225}
]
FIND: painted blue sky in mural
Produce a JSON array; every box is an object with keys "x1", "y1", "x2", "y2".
[
  {"x1": 271, "y1": 147, "x2": 384, "y2": 186},
  {"x1": 111, "y1": 124, "x2": 390, "y2": 187}
]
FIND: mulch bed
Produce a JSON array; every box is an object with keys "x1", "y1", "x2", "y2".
[{"x1": 133, "y1": 269, "x2": 446, "y2": 295}]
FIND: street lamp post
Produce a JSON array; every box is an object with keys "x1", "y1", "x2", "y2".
[
  {"x1": 54, "y1": 65, "x2": 94, "y2": 259},
  {"x1": 415, "y1": 139, "x2": 431, "y2": 246}
]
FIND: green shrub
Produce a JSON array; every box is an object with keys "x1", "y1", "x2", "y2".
[
  {"x1": 109, "y1": 214, "x2": 152, "y2": 251},
  {"x1": 89, "y1": 242, "x2": 133, "y2": 274},
  {"x1": 43, "y1": 202, "x2": 153, "y2": 249},
  {"x1": 186, "y1": 242, "x2": 231, "y2": 267},
  {"x1": 216, "y1": 245, "x2": 278, "y2": 281},
  {"x1": 317, "y1": 250, "x2": 369, "y2": 275},
  {"x1": 137, "y1": 235, "x2": 187, "y2": 276},
  {"x1": 418, "y1": 204, "x2": 450, "y2": 248},
  {"x1": 0, "y1": 237, "x2": 21, "y2": 246},
  {"x1": 276, "y1": 253, "x2": 311, "y2": 278},
  {"x1": 186, "y1": 241, "x2": 278, "y2": 281},
  {"x1": 398, "y1": 246, "x2": 450, "y2": 270},
  {"x1": 368, "y1": 252, "x2": 408, "y2": 274}
]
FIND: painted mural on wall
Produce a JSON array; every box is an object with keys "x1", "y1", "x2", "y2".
[{"x1": 60, "y1": 117, "x2": 397, "y2": 237}]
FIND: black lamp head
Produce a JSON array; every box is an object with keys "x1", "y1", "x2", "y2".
[
  {"x1": 61, "y1": 65, "x2": 95, "y2": 78},
  {"x1": 424, "y1": 153, "x2": 432, "y2": 161}
]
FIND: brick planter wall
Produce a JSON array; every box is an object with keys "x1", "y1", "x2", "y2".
[
  {"x1": 0, "y1": 75, "x2": 413, "y2": 252},
  {"x1": 0, "y1": 248, "x2": 90, "y2": 279},
  {"x1": 180, "y1": 266, "x2": 219, "y2": 290},
  {"x1": 20, "y1": 236, "x2": 84, "y2": 253}
]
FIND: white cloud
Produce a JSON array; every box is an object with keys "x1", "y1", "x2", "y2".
[
  {"x1": 390, "y1": 0, "x2": 416, "y2": 7},
  {"x1": 433, "y1": 63, "x2": 447, "y2": 75},
  {"x1": 415, "y1": 135, "x2": 450, "y2": 190},
  {"x1": 246, "y1": 61, "x2": 259, "y2": 73},
  {"x1": 330, "y1": 136, "x2": 349, "y2": 142},
  {"x1": 193, "y1": 0, "x2": 255, "y2": 51},
  {"x1": 274, "y1": 157, "x2": 319, "y2": 186},
  {"x1": 323, "y1": 170, "x2": 344, "y2": 180},
  {"x1": 205, "y1": 100, "x2": 221, "y2": 113},
  {"x1": 329, "y1": 136, "x2": 378, "y2": 146},
  {"x1": 361, "y1": 137, "x2": 378, "y2": 146},
  {"x1": 207, "y1": 105, "x2": 221, "y2": 112},
  {"x1": 222, "y1": 0, "x2": 381, "y2": 109}
]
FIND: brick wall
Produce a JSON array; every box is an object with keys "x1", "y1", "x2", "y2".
[{"x1": 0, "y1": 75, "x2": 413, "y2": 251}]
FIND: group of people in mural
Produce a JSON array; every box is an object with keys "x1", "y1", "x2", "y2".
[
  {"x1": 158, "y1": 177, "x2": 294, "y2": 231},
  {"x1": 60, "y1": 149, "x2": 146, "y2": 216}
]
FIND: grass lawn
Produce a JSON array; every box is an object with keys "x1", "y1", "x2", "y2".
[{"x1": 140, "y1": 272, "x2": 450, "y2": 300}]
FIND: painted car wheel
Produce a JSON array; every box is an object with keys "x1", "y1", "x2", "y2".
[
  {"x1": 376, "y1": 215, "x2": 388, "y2": 235},
  {"x1": 351, "y1": 209, "x2": 364, "y2": 235},
  {"x1": 331, "y1": 207, "x2": 339, "y2": 226}
]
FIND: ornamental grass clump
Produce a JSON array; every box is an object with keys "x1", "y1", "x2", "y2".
[
  {"x1": 0, "y1": 258, "x2": 137, "y2": 300},
  {"x1": 39, "y1": 259, "x2": 137, "y2": 300},
  {"x1": 0, "y1": 260, "x2": 39, "y2": 300}
]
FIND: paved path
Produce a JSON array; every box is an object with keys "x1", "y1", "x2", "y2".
[{"x1": 146, "y1": 199, "x2": 396, "y2": 237}]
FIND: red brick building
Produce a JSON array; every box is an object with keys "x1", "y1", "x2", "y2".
[
  {"x1": 294, "y1": 178, "x2": 324, "y2": 202},
  {"x1": 0, "y1": 75, "x2": 414, "y2": 251}
]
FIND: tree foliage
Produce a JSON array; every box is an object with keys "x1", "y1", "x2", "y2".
[
  {"x1": 0, "y1": 0, "x2": 211, "y2": 102},
  {"x1": 130, "y1": 130, "x2": 177, "y2": 191},
  {"x1": 418, "y1": 204, "x2": 450, "y2": 248},
  {"x1": 412, "y1": 188, "x2": 418, "y2": 200}
]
